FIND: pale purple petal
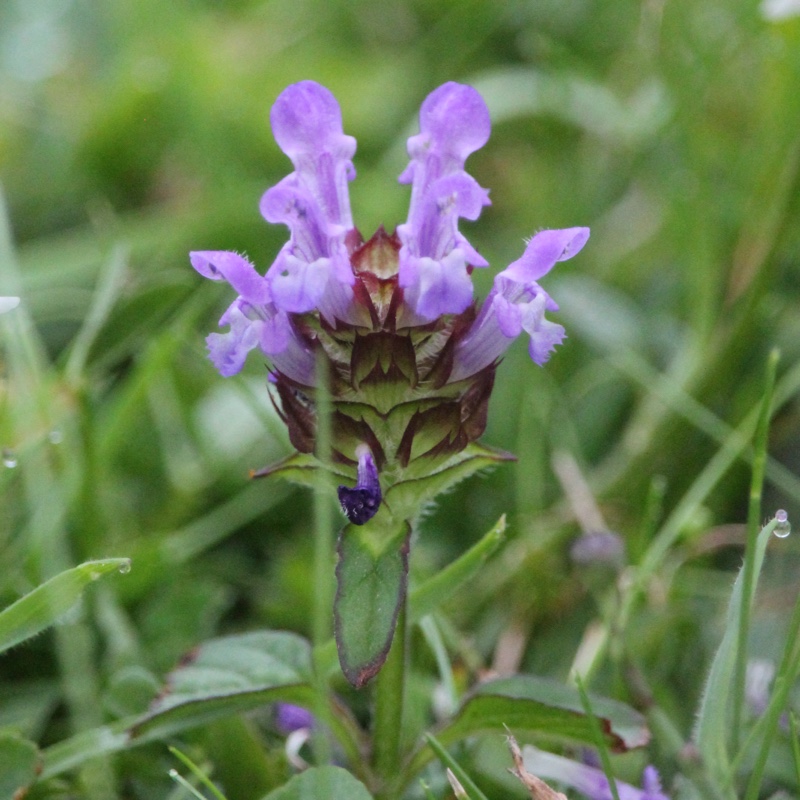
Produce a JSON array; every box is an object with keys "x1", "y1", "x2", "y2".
[
  {"x1": 258, "y1": 81, "x2": 357, "y2": 322},
  {"x1": 268, "y1": 250, "x2": 330, "y2": 314},
  {"x1": 206, "y1": 302, "x2": 262, "y2": 377},
  {"x1": 520, "y1": 293, "x2": 566, "y2": 364},
  {"x1": 275, "y1": 703, "x2": 314, "y2": 734},
  {"x1": 399, "y1": 82, "x2": 491, "y2": 187},
  {"x1": 503, "y1": 227, "x2": 590, "y2": 283},
  {"x1": 190, "y1": 251, "x2": 270, "y2": 304},
  {"x1": 402, "y1": 250, "x2": 474, "y2": 321},
  {"x1": 270, "y1": 336, "x2": 316, "y2": 386},
  {"x1": 522, "y1": 747, "x2": 670, "y2": 800},
  {"x1": 270, "y1": 80, "x2": 356, "y2": 228},
  {"x1": 398, "y1": 82, "x2": 491, "y2": 321},
  {"x1": 640, "y1": 766, "x2": 669, "y2": 800},
  {"x1": 449, "y1": 227, "x2": 588, "y2": 381}
]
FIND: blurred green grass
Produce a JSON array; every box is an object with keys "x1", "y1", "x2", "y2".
[{"x1": 2, "y1": 0, "x2": 800, "y2": 797}]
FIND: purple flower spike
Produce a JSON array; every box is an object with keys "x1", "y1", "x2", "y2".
[
  {"x1": 337, "y1": 445, "x2": 382, "y2": 525},
  {"x1": 450, "y1": 227, "x2": 589, "y2": 382},
  {"x1": 262, "y1": 81, "x2": 357, "y2": 324},
  {"x1": 397, "y1": 82, "x2": 492, "y2": 321}
]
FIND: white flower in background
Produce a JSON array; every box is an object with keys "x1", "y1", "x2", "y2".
[{"x1": 0, "y1": 297, "x2": 20, "y2": 314}]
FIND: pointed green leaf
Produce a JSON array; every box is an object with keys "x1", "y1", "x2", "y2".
[
  {"x1": 335, "y1": 519, "x2": 411, "y2": 688},
  {"x1": 0, "y1": 733, "x2": 40, "y2": 799},
  {"x1": 430, "y1": 675, "x2": 648, "y2": 755},
  {"x1": 694, "y1": 516, "x2": 775, "y2": 787},
  {"x1": 131, "y1": 631, "x2": 314, "y2": 741},
  {"x1": 0, "y1": 558, "x2": 130, "y2": 655},
  {"x1": 251, "y1": 452, "x2": 351, "y2": 488},
  {"x1": 260, "y1": 766, "x2": 374, "y2": 800},
  {"x1": 410, "y1": 515, "x2": 507, "y2": 622},
  {"x1": 387, "y1": 443, "x2": 514, "y2": 519}
]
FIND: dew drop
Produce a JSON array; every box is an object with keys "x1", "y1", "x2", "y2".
[
  {"x1": 774, "y1": 509, "x2": 791, "y2": 538},
  {"x1": 48, "y1": 429, "x2": 63, "y2": 444},
  {"x1": 2, "y1": 448, "x2": 17, "y2": 468},
  {"x1": 118, "y1": 560, "x2": 131, "y2": 574}
]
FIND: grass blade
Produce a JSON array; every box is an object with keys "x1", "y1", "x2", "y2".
[{"x1": 0, "y1": 559, "x2": 130, "y2": 655}]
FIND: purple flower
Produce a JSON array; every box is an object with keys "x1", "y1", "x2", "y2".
[
  {"x1": 274, "y1": 703, "x2": 314, "y2": 734},
  {"x1": 191, "y1": 79, "x2": 588, "y2": 395},
  {"x1": 397, "y1": 82, "x2": 491, "y2": 323},
  {"x1": 450, "y1": 227, "x2": 589, "y2": 382},
  {"x1": 337, "y1": 445, "x2": 382, "y2": 525},
  {"x1": 190, "y1": 251, "x2": 315, "y2": 384},
  {"x1": 570, "y1": 530, "x2": 626, "y2": 568},
  {"x1": 522, "y1": 747, "x2": 669, "y2": 800},
  {"x1": 260, "y1": 81, "x2": 358, "y2": 324}
]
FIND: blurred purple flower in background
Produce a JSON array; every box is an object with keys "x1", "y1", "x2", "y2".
[{"x1": 523, "y1": 746, "x2": 670, "y2": 800}]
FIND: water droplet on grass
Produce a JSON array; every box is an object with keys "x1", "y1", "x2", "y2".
[
  {"x1": 48, "y1": 429, "x2": 63, "y2": 444},
  {"x1": 774, "y1": 509, "x2": 791, "y2": 538},
  {"x1": 2, "y1": 449, "x2": 17, "y2": 468},
  {"x1": 118, "y1": 561, "x2": 131, "y2": 574}
]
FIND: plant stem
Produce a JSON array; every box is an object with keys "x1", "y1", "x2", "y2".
[
  {"x1": 312, "y1": 351, "x2": 334, "y2": 765},
  {"x1": 732, "y1": 349, "x2": 777, "y2": 749},
  {"x1": 373, "y1": 599, "x2": 407, "y2": 799}
]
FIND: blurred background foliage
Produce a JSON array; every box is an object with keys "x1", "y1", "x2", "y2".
[{"x1": 1, "y1": 0, "x2": 800, "y2": 796}]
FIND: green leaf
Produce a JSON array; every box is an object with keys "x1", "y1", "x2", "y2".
[
  {"x1": 431, "y1": 674, "x2": 648, "y2": 754},
  {"x1": 0, "y1": 732, "x2": 40, "y2": 799},
  {"x1": 410, "y1": 515, "x2": 507, "y2": 622},
  {"x1": 334, "y1": 518, "x2": 411, "y2": 688},
  {"x1": 0, "y1": 558, "x2": 131, "y2": 654},
  {"x1": 251, "y1": 452, "x2": 340, "y2": 487},
  {"x1": 260, "y1": 766, "x2": 374, "y2": 800},
  {"x1": 130, "y1": 630, "x2": 314, "y2": 741},
  {"x1": 693, "y1": 516, "x2": 775, "y2": 789},
  {"x1": 387, "y1": 443, "x2": 514, "y2": 519}
]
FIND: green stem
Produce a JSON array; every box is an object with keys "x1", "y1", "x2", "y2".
[
  {"x1": 373, "y1": 599, "x2": 407, "y2": 799},
  {"x1": 312, "y1": 351, "x2": 334, "y2": 765},
  {"x1": 732, "y1": 349, "x2": 778, "y2": 749}
]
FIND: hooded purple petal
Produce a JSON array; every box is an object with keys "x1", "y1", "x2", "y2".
[
  {"x1": 270, "y1": 80, "x2": 356, "y2": 228},
  {"x1": 398, "y1": 83, "x2": 491, "y2": 321},
  {"x1": 262, "y1": 81, "x2": 357, "y2": 323}
]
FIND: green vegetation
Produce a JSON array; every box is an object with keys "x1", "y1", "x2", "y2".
[{"x1": 1, "y1": 1, "x2": 800, "y2": 798}]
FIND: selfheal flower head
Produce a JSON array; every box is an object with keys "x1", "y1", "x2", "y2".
[{"x1": 191, "y1": 80, "x2": 588, "y2": 492}]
